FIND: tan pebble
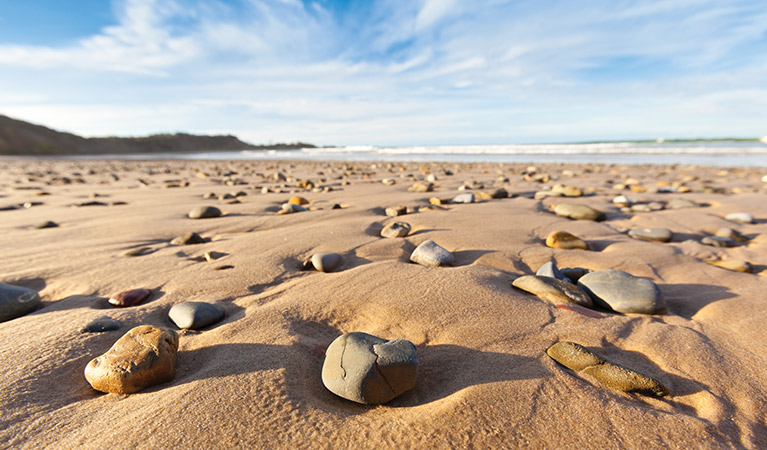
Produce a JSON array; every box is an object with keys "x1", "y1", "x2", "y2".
[
  {"x1": 546, "y1": 231, "x2": 589, "y2": 250},
  {"x1": 704, "y1": 259, "x2": 753, "y2": 273},
  {"x1": 288, "y1": 196, "x2": 309, "y2": 205}
]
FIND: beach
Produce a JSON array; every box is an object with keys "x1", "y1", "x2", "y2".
[{"x1": 1, "y1": 158, "x2": 766, "y2": 449}]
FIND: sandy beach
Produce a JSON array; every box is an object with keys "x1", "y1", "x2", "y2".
[{"x1": 1, "y1": 158, "x2": 766, "y2": 449}]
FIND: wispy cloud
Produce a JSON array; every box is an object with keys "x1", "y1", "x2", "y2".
[{"x1": 0, "y1": 0, "x2": 764, "y2": 144}]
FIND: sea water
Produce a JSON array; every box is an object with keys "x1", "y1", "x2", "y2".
[{"x1": 80, "y1": 140, "x2": 767, "y2": 167}]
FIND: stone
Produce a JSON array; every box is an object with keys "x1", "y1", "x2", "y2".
[
  {"x1": 578, "y1": 270, "x2": 664, "y2": 314},
  {"x1": 561, "y1": 267, "x2": 590, "y2": 283},
  {"x1": 552, "y1": 184, "x2": 583, "y2": 197},
  {"x1": 0, "y1": 283, "x2": 41, "y2": 323},
  {"x1": 553, "y1": 204, "x2": 605, "y2": 221},
  {"x1": 451, "y1": 193, "x2": 475, "y2": 204},
  {"x1": 385, "y1": 206, "x2": 407, "y2": 217},
  {"x1": 667, "y1": 198, "x2": 697, "y2": 210},
  {"x1": 535, "y1": 191, "x2": 563, "y2": 199},
  {"x1": 410, "y1": 240, "x2": 454, "y2": 267},
  {"x1": 546, "y1": 231, "x2": 589, "y2": 250},
  {"x1": 512, "y1": 275, "x2": 593, "y2": 307},
  {"x1": 34, "y1": 220, "x2": 58, "y2": 229},
  {"x1": 547, "y1": 341, "x2": 668, "y2": 397},
  {"x1": 428, "y1": 197, "x2": 448, "y2": 205},
  {"x1": 322, "y1": 332, "x2": 418, "y2": 404},
  {"x1": 704, "y1": 259, "x2": 753, "y2": 273},
  {"x1": 124, "y1": 247, "x2": 154, "y2": 257},
  {"x1": 108, "y1": 288, "x2": 151, "y2": 307},
  {"x1": 408, "y1": 182, "x2": 433, "y2": 193},
  {"x1": 382, "y1": 178, "x2": 396, "y2": 185},
  {"x1": 612, "y1": 195, "x2": 636, "y2": 207},
  {"x1": 701, "y1": 236, "x2": 735, "y2": 247},
  {"x1": 168, "y1": 301, "x2": 224, "y2": 330},
  {"x1": 479, "y1": 188, "x2": 508, "y2": 199},
  {"x1": 289, "y1": 196, "x2": 309, "y2": 205},
  {"x1": 381, "y1": 222, "x2": 411, "y2": 238},
  {"x1": 204, "y1": 251, "x2": 226, "y2": 262},
  {"x1": 310, "y1": 253, "x2": 344, "y2": 272},
  {"x1": 715, "y1": 227, "x2": 750, "y2": 242},
  {"x1": 80, "y1": 316, "x2": 122, "y2": 333},
  {"x1": 280, "y1": 203, "x2": 308, "y2": 214},
  {"x1": 535, "y1": 260, "x2": 569, "y2": 282},
  {"x1": 171, "y1": 232, "x2": 205, "y2": 245},
  {"x1": 188, "y1": 206, "x2": 221, "y2": 219},
  {"x1": 724, "y1": 212, "x2": 754, "y2": 224},
  {"x1": 628, "y1": 228, "x2": 673, "y2": 243},
  {"x1": 84, "y1": 325, "x2": 179, "y2": 394}
]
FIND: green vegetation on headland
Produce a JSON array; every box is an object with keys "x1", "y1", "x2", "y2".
[
  {"x1": 575, "y1": 137, "x2": 763, "y2": 144},
  {"x1": 0, "y1": 114, "x2": 316, "y2": 156}
]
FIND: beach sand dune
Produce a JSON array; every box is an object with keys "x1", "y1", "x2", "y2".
[{"x1": 1, "y1": 159, "x2": 766, "y2": 448}]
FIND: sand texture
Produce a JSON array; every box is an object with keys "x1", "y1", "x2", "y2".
[{"x1": 1, "y1": 159, "x2": 767, "y2": 449}]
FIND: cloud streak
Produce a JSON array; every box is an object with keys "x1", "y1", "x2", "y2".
[{"x1": 0, "y1": 0, "x2": 764, "y2": 145}]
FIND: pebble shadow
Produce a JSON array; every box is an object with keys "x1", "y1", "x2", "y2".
[{"x1": 659, "y1": 283, "x2": 736, "y2": 318}]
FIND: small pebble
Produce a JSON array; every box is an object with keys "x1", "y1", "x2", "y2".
[
  {"x1": 308, "y1": 253, "x2": 344, "y2": 272},
  {"x1": 715, "y1": 227, "x2": 750, "y2": 242},
  {"x1": 34, "y1": 220, "x2": 58, "y2": 229},
  {"x1": 204, "y1": 251, "x2": 226, "y2": 262},
  {"x1": 628, "y1": 228, "x2": 672, "y2": 243},
  {"x1": 408, "y1": 182, "x2": 433, "y2": 193},
  {"x1": 546, "y1": 231, "x2": 589, "y2": 250},
  {"x1": 168, "y1": 302, "x2": 224, "y2": 330},
  {"x1": 552, "y1": 204, "x2": 605, "y2": 221},
  {"x1": 289, "y1": 196, "x2": 309, "y2": 205},
  {"x1": 124, "y1": 247, "x2": 154, "y2": 257},
  {"x1": 512, "y1": 275, "x2": 593, "y2": 307},
  {"x1": 666, "y1": 198, "x2": 697, "y2": 210},
  {"x1": 451, "y1": 193, "x2": 475, "y2": 204},
  {"x1": 724, "y1": 212, "x2": 754, "y2": 224},
  {"x1": 410, "y1": 240, "x2": 454, "y2": 267},
  {"x1": 280, "y1": 203, "x2": 308, "y2": 214},
  {"x1": 385, "y1": 206, "x2": 407, "y2": 217},
  {"x1": 171, "y1": 232, "x2": 205, "y2": 245},
  {"x1": 80, "y1": 316, "x2": 122, "y2": 333},
  {"x1": 704, "y1": 259, "x2": 753, "y2": 273},
  {"x1": 536, "y1": 260, "x2": 570, "y2": 282},
  {"x1": 381, "y1": 222, "x2": 411, "y2": 238},
  {"x1": 701, "y1": 236, "x2": 735, "y2": 248},
  {"x1": 108, "y1": 288, "x2": 151, "y2": 307},
  {"x1": 188, "y1": 206, "x2": 221, "y2": 219}
]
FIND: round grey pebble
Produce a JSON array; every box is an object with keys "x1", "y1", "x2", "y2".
[
  {"x1": 168, "y1": 302, "x2": 225, "y2": 330},
  {"x1": 311, "y1": 253, "x2": 344, "y2": 272},
  {"x1": 0, "y1": 283, "x2": 41, "y2": 323},
  {"x1": 322, "y1": 332, "x2": 418, "y2": 404},
  {"x1": 577, "y1": 270, "x2": 664, "y2": 314},
  {"x1": 80, "y1": 316, "x2": 122, "y2": 333},
  {"x1": 188, "y1": 206, "x2": 221, "y2": 219}
]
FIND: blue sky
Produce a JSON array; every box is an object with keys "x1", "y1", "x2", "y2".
[{"x1": 0, "y1": 0, "x2": 765, "y2": 146}]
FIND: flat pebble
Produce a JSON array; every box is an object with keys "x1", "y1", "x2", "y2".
[
  {"x1": 578, "y1": 270, "x2": 664, "y2": 314},
  {"x1": 108, "y1": 288, "x2": 151, "y2": 307},
  {"x1": 322, "y1": 332, "x2": 418, "y2": 404},
  {"x1": 34, "y1": 220, "x2": 58, "y2": 229},
  {"x1": 725, "y1": 212, "x2": 754, "y2": 224},
  {"x1": 547, "y1": 341, "x2": 668, "y2": 397},
  {"x1": 0, "y1": 283, "x2": 41, "y2": 323},
  {"x1": 168, "y1": 301, "x2": 224, "y2": 329},
  {"x1": 188, "y1": 206, "x2": 221, "y2": 219},
  {"x1": 171, "y1": 232, "x2": 205, "y2": 245},
  {"x1": 451, "y1": 193, "x2": 475, "y2": 204},
  {"x1": 546, "y1": 231, "x2": 589, "y2": 250},
  {"x1": 381, "y1": 222, "x2": 411, "y2": 238},
  {"x1": 705, "y1": 259, "x2": 753, "y2": 273},
  {"x1": 701, "y1": 236, "x2": 735, "y2": 247},
  {"x1": 512, "y1": 275, "x2": 593, "y2": 307},
  {"x1": 80, "y1": 316, "x2": 122, "y2": 333},
  {"x1": 553, "y1": 204, "x2": 605, "y2": 221},
  {"x1": 410, "y1": 240, "x2": 454, "y2": 267},
  {"x1": 628, "y1": 227, "x2": 672, "y2": 243},
  {"x1": 84, "y1": 325, "x2": 178, "y2": 394}
]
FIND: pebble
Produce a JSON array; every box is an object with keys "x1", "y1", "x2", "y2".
[
  {"x1": 704, "y1": 259, "x2": 753, "y2": 273},
  {"x1": 381, "y1": 222, "x2": 411, "y2": 238},
  {"x1": 80, "y1": 316, "x2": 122, "y2": 333},
  {"x1": 124, "y1": 247, "x2": 154, "y2": 257},
  {"x1": 0, "y1": 283, "x2": 41, "y2": 323},
  {"x1": 84, "y1": 325, "x2": 179, "y2": 394},
  {"x1": 666, "y1": 198, "x2": 697, "y2": 210},
  {"x1": 289, "y1": 196, "x2": 309, "y2": 205},
  {"x1": 408, "y1": 182, "x2": 434, "y2": 193},
  {"x1": 188, "y1": 206, "x2": 221, "y2": 219},
  {"x1": 204, "y1": 251, "x2": 226, "y2": 262},
  {"x1": 628, "y1": 227, "x2": 672, "y2": 243},
  {"x1": 535, "y1": 261, "x2": 569, "y2": 282},
  {"x1": 701, "y1": 236, "x2": 735, "y2": 248},
  {"x1": 478, "y1": 188, "x2": 508, "y2": 199},
  {"x1": 552, "y1": 184, "x2": 583, "y2": 197},
  {"x1": 512, "y1": 275, "x2": 593, "y2": 307},
  {"x1": 552, "y1": 203, "x2": 605, "y2": 221},
  {"x1": 547, "y1": 341, "x2": 668, "y2": 397},
  {"x1": 612, "y1": 195, "x2": 636, "y2": 207},
  {"x1": 280, "y1": 203, "x2": 308, "y2": 214},
  {"x1": 168, "y1": 301, "x2": 225, "y2": 329},
  {"x1": 410, "y1": 240, "x2": 454, "y2": 267},
  {"x1": 34, "y1": 220, "x2": 58, "y2": 229},
  {"x1": 309, "y1": 253, "x2": 344, "y2": 272},
  {"x1": 385, "y1": 206, "x2": 407, "y2": 217},
  {"x1": 724, "y1": 212, "x2": 754, "y2": 224},
  {"x1": 451, "y1": 193, "x2": 475, "y2": 204},
  {"x1": 578, "y1": 270, "x2": 664, "y2": 314},
  {"x1": 715, "y1": 227, "x2": 750, "y2": 242},
  {"x1": 171, "y1": 232, "x2": 205, "y2": 245},
  {"x1": 561, "y1": 267, "x2": 590, "y2": 283},
  {"x1": 322, "y1": 332, "x2": 418, "y2": 404},
  {"x1": 108, "y1": 288, "x2": 151, "y2": 307},
  {"x1": 546, "y1": 231, "x2": 589, "y2": 250}
]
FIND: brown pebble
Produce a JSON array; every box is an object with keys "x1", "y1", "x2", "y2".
[
  {"x1": 546, "y1": 231, "x2": 589, "y2": 250},
  {"x1": 108, "y1": 288, "x2": 151, "y2": 307}
]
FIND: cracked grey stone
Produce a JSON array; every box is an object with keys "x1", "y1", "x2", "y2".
[{"x1": 321, "y1": 332, "x2": 418, "y2": 404}]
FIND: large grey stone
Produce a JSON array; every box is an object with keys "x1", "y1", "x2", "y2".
[
  {"x1": 168, "y1": 302, "x2": 224, "y2": 330},
  {"x1": 577, "y1": 270, "x2": 664, "y2": 314},
  {"x1": 410, "y1": 240, "x2": 454, "y2": 267},
  {"x1": 628, "y1": 228, "x2": 673, "y2": 243},
  {"x1": 0, "y1": 283, "x2": 41, "y2": 323},
  {"x1": 321, "y1": 332, "x2": 418, "y2": 404}
]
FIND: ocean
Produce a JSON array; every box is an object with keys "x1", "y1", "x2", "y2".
[{"x1": 82, "y1": 140, "x2": 767, "y2": 167}]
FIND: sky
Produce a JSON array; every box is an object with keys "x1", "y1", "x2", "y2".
[{"x1": 0, "y1": 0, "x2": 765, "y2": 146}]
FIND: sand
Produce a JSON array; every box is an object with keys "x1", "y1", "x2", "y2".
[{"x1": 1, "y1": 158, "x2": 766, "y2": 449}]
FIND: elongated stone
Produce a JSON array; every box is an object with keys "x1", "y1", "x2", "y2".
[
  {"x1": 512, "y1": 275, "x2": 592, "y2": 307},
  {"x1": 547, "y1": 341, "x2": 668, "y2": 397},
  {"x1": 628, "y1": 228, "x2": 672, "y2": 243},
  {"x1": 705, "y1": 259, "x2": 753, "y2": 273},
  {"x1": 553, "y1": 204, "x2": 605, "y2": 221},
  {"x1": 322, "y1": 332, "x2": 418, "y2": 404},
  {"x1": 109, "y1": 288, "x2": 151, "y2": 307},
  {"x1": 84, "y1": 325, "x2": 178, "y2": 394}
]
